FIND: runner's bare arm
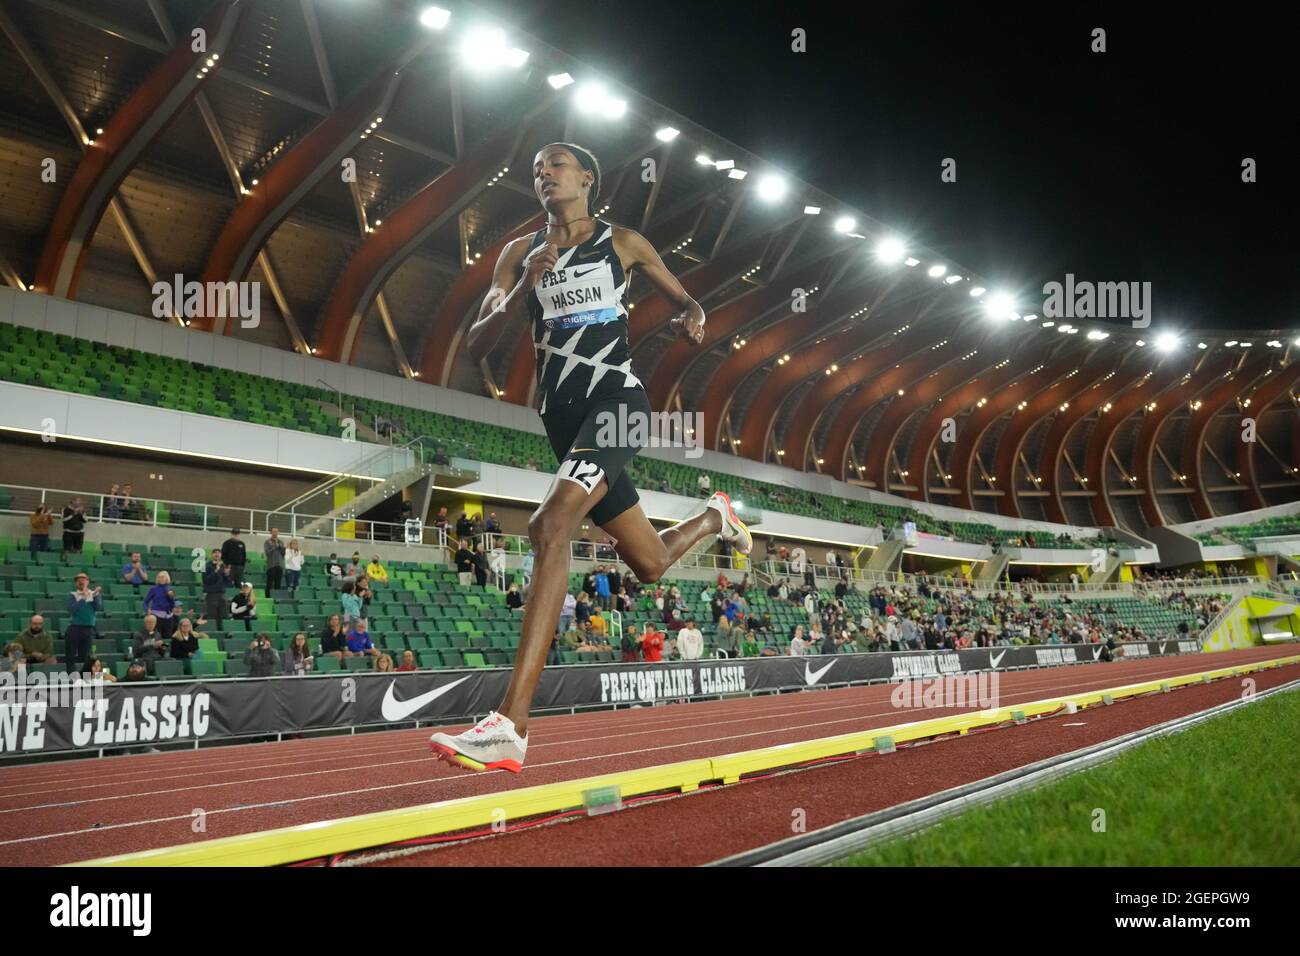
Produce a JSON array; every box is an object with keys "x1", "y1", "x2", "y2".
[
  {"x1": 466, "y1": 238, "x2": 553, "y2": 362},
  {"x1": 614, "y1": 227, "x2": 706, "y2": 344}
]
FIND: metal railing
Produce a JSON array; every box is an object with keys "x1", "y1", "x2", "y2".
[
  {"x1": 272, "y1": 435, "x2": 426, "y2": 519},
  {"x1": 1, "y1": 483, "x2": 447, "y2": 550},
  {"x1": 434, "y1": 529, "x2": 1269, "y2": 598}
]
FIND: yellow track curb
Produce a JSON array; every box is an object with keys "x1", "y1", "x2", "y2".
[{"x1": 72, "y1": 654, "x2": 1300, "y2": 867}]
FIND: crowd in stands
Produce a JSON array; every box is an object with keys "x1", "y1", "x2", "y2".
[{"x1": 7, "y1": 500, "x2": 1233, "y2": 681}]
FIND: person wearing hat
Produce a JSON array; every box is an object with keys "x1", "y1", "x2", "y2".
[{"x1": 64, "y1": 572, "x2": 103, "y2": 673}]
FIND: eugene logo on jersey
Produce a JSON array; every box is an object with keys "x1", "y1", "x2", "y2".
[{"x1": 539, "y1": 261, "x2": 618, "y2": 330}]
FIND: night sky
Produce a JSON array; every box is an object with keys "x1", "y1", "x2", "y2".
[{"x1": 477, "y1": 0, "x2": 1298, "y2": 334}]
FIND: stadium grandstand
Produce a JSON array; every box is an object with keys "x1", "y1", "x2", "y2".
[{"x1": 0, "y1": 0, "x2": 1295, "y2": 881}]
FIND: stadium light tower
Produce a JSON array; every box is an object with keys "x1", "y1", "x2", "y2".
[
  {"x1": 419, "y1": 6, "x2": 451, "y2": 29},
  {"x1": 1155, "y1": 332, "x2": 1180, "y2": 352},
  {"x1": 460, "y1": 28, "x2": 529, "y2": 71},
  {"x1": 874, "y1": 237, "x2": 905, "y2": 263},
  {"x1": 755, "y1": 174, "x2": 786, "y2": 201},
  {"x1": 574, "y1": 83, "x2": 626, "y2": 118},
  {"x1": 984, "y1": 292, "x2": 1015, "y2": 320}
]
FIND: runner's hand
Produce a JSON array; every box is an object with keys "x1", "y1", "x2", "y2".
[
  {"x1": 670, "y1": 310, "x2": 705, "y2": 344},
  {"x1": 518, "y1": 242, "x2": 558, "y2": 291}
]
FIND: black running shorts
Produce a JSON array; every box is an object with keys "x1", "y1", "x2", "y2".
[{"x1": 541, "y1": 386, "x2": 651, "y2": 526}]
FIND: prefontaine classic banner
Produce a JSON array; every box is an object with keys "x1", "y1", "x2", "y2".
[{"x1": 0, "y1": 640, "x2": 1201, "y2": 756}]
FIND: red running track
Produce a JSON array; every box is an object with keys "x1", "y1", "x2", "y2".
[{"x1": 0, "y1": 646, "x2": 1292, "y2": 866}]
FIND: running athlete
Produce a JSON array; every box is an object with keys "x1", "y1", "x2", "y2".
[{"x1": 429, "y1": 143, "x2": 751, "y2": 772}]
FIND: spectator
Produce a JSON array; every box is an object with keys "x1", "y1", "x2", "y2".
[
  {"x1": 790, "y1": 545, "x2": 807, "y2": 576},
  {"x1": 264, "y1": 528, "x2": 286, "y2": 596},
  {"x1": 29, "y1": 505, "x2": 55, "y2": 557},
  {"x1": 489, "y1": 541, "x2": 507, "y2": 580},
  {"x1": 340, "y1": 581, "x2": 363, "y2": 627},
  {"x1": 61, "y1": 497, "x2": 87, "y2": 554},
  {"x1": 522, "y1": 547, "x2": 535, "y2": 583},
  {"x1": 472, "y1": 544, "x2": 490, "y2": 589},
  {"x1": 64, "y1": 572, "x2": 103, "y2": 672},
  {"x1": 397, "y1": 649, "x2": 418, "y2": 672},
  {"x1": 102, "y1": 484, "x2": 122, "y2": 521},
  {"x1": 455, "y1": 542, "x2": 475, "y2": 586},
  {"x1": 619, "y1": 626, "x2": 640, "y2": 663},
  {"x1": 714, "y1": 620, "x2": 739, "y2": 659},
  {"x1": 354, "y1": 575, "x2": 374, "y2": 620},
  {"x1": 14, "y1": 614, "x2": 55, "y2": 665},
  {"x1": 230, "y1": 582, "x2": 258, "y2": 630},
  {"x1": 284, "y1": 539, "x2": 304, "y2": 592},
  {"x1": 346, "y1": 619, "x2": 379, "y2": 658},
  {"x1": 506, "y1": 582, "x2": 524, "y2": 611},
  {"x1": 366, "y1": 555, "x2": 389, "y2": 585},
  {"x1": 221, "y1": 529, "x2": 247, "y2": 586},
  {"x1": 432, "y1": 446, "x2": 450, "y2": 466},
  {"x1": 170, "y1": 616, "x2": 201, "y2": 662},
  {"x1": 243, "y1": 633, "x2": 280, "y2": 678},
  {"x1": 432, "y1": 507, "x2": 448, "y2": 533},
  {"x1": 697, "y1": 472, "x2": 711, "y2": 496},
  {"x1": 132, "y1": 614, "x2": 167, "y2": 670},
  {"x1": 594, "y1": 567, "x2": 612, "y2": 609},
  {"x1": 122, "y1": 662, "x2": 148, "y2": 682},
  {"x1": 284, "y1": 633, "x2": 313, "y2": 675},
  {"x1": 118, "y1": 483, "x2": 137, "y2": 520},
  {"x1": 485, "y1": 513, "x2": 501, "y2": 534},
  {"x1": 375, "y1": 653, "x2": 395, "y2": 673},
  {"x1": 1, "y1": 642, "x2": 24, "y2": 674},
  {"x1": 143, "y1": 571, "x2": 180, "y2": 641},
  {"x1": 86, "y1": 656, "x2": 116, "y2": 683},
  {"x1": 455, "y1": 512, "x2": 473, "y2": 540},
  {"x1": 639, "y1": 622, "x2": 665, "y2": 662},
  {"x1": 574, "y1": 592, "x2": 593, "y2": 629},
  {"x1": 788, "y1": 625, "x2": 813, "y2": 657},
  {"x1": 558, "y1": 591, "x2": 576, "y2": 634},
  {"x1": 318, "y1": 614, "x2": 349, "y2": 660},
  {"x1": 677, "y1": 617, "x2": 704, "y2": 661},
  {"x1": 202, "y1": 549, "x2": 231, "y2": 622},
  {"x1": 121, "y1": 552, "x2": 149, "y2": 586}
]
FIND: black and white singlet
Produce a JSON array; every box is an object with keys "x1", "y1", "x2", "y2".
[{"x1": 526, "y1": 219, "x2": 644, "y2": 414}]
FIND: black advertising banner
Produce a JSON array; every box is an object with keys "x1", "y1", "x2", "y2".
[{"x1": 0, "y1": 639, "x2": 1203, "y2": 757}]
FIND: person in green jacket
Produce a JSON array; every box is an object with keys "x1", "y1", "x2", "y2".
[{"x1": 16, "y1": 614, "x2": 56, "y2": 664}]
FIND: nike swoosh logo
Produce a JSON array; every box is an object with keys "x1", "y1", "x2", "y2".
[
  {"x1": 381, "y1": 675, "x2": 473, "y2": 721},
  {"x1": 569, "y1": 448, "x2": 597, "y2": 454},
  {"x1": 570, "y1": 265, "x2": 602, "y2": 278},
  {"x1": 1092, "y1": 647, "x2": 1103, "y2": 660},
  {"x1": 805, "y1": 660, "x2": 836, "y2": 685},
  {"x1": 1159, "y1": 642, "x2": 1168, "y2": 654},
  {"x1": 989, "y1": 650, "x2": 1007, "y2": 668}
]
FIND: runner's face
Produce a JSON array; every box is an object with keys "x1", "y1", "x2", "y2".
[{"x1": 533, "y1": 147, "x2": 589, "y2": 212}]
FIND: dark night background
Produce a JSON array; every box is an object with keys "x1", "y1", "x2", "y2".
[{"x1": 476, "y1": 0, "x2": 1298, "y2": 334}]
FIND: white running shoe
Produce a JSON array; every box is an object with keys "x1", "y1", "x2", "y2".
[
  {"x1": 707, "y1": 491, "x2": 753, "y2": 555},
  {"x1": 429, "y1": 711, "x2": 528, "y2": 774}
]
